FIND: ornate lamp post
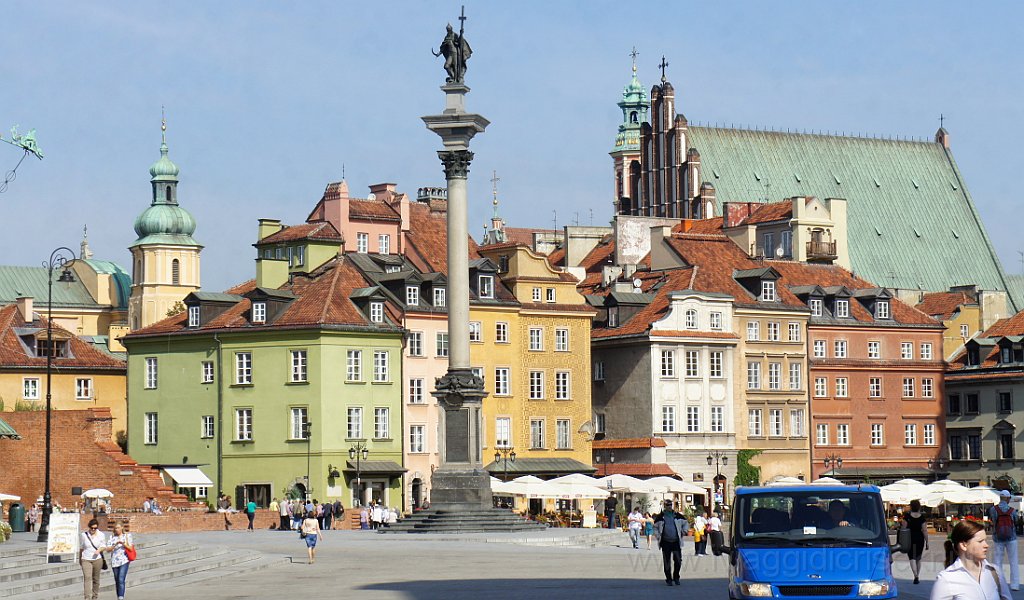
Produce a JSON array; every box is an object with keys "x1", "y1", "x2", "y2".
[
  {"x1": 349, "y1": 442, "x2": 369, "y2": 507},
  {"x1": 303, "y1": 421, "x2": 312, "y2": 501},
  {"x1": 707, "y1": 451, "x2": 729, "y2": 509},
  {"x1": 595, "y1": 449, "x2": 615, "y2": 477},
  {"x1": 37, "y1": 247, "x2": 76, "y2": 543},
  {"x1": 494, "y1": 447, "x2": 516, "y2": 482},
  {"x1": 823, "y1": 453, "x2": 843, "y2": 478},
  {"x1": 927, "y1": 457, "x2": 948, "y2": 483}
]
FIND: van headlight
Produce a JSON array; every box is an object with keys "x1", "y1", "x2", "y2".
[
  {"x1": 739, "y1": 582, "x2": 773, "y2": 597},
  {"x1": 857, "y1": 580, "x2": 892, "y2": 596}
]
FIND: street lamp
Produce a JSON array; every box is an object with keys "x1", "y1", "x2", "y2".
[
  {"x1": 594, "y1": 449, "x2": 615, "y2": 477},
  {"x1": 494, "y1": 447, "x2": 516, "y2": 482},
  {"x1": 303, "y1": 420, "x2": 312, "y2": 501},
  {"x1": 37, "y1": 247, "x2": 76, "y2": 543},
  {"x1": 349, "y1": 442, "x2": 369, "y2": 506},
  {"x1": 707, "y1": 451, "x2": 729, "y2": 508},
  {"x1": 927, "y1": 457, "x2": 948, "y2": 483},
  {"x1": 823, "y1": 453, "x2": 843, "y2": 478}
]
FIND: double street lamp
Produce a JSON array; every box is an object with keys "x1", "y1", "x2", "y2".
[
  {"x1": 707, "y1": 451, "x2": 729, "y2": 507},
  {"x1": 494, "y1": 447, "x2": 516, "y2": 481},
  {"x1": 303, "y1": 421, "x2": 312, "y2": 501},
  {"x1": 927, "y1": 457, "x2": 948, "y2": 483},
  {"x1": 594, "y1": 449, "x2": 615, "y2": 477},
  {"x1": 37, "y1": 247, "x2": 77, "y2": 543},
  {"x1": 349, "y1": 442, "x2": 369, "y2": 507},
  {"x1": 823, "y1": 453, "x2": 843, "y2": 478}
]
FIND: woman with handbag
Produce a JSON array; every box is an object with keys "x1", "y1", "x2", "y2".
[
  {"x1": 109, "y1": 521, "x2": 136, "y2": 600},
  {"x1": 80, "y1": 518, "x2": 111, "y2": 600},
  {"x1": 300, "y1": 510, "x2": 322, "y2": 564},
  {"x1": 902, "y1": 499, "x2": 928, "y2": 584}
]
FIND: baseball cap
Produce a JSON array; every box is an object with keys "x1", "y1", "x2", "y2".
[{"x1": 999, "y1": 489, "x2": 1012, "y2": 498}]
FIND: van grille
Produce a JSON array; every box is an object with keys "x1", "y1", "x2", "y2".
[{"x1": 777, "y1": 585, "x2": 853, "y2": 596}]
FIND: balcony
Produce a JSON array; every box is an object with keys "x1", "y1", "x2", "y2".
[{"x1": 806, "y1": 240, "x2": 838, "y2": 262}]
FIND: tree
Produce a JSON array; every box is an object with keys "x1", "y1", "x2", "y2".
[
  {"x1": 166, "y1": 301, "x2": 185, "y2": 317},
  {"x1": 734, "y1": 449, "x2": 763, "y2": 487}
]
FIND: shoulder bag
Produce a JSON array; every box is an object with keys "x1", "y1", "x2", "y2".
[
  {"x1": 124, "y1": 535, "x2": 137, "y2": 562},
  {"x1": 86, "y1": 532, "x2": 108, "y2": 570}
]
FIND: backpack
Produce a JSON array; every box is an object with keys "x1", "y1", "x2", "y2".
[{"x1": 994, "y1": 505, "x2": 1016, "y2": 542}]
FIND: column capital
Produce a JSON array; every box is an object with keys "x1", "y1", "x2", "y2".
[
  {"x1": 438, "y1": 150, "x2": 474, "y2": 180},
  {"x1": 432, "y1": 367, "x2": 487, "y2": 410}
]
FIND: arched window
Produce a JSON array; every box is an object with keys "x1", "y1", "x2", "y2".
[
  {"x1": 630, "y1": 111, "x2": 638, "y2": 123},
  {"x1": 171, "y1": 259, "x2": 180, "y2": 285}
]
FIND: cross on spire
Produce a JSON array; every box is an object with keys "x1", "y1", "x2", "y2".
[
  {"x1": 939, "y1": 113, "x2": 945, "y2": 129},
  {"x1": 630, "y1": 46, "x2": 639, "y2": 72},
  {"x1": 458, "y1": 5, "x2": 467, "y2": 30},
  {"x1": 659, "y1": 55, "x2": 669, "y2": 82},
  {"x1": 161, "y1": 105, "x2": 167, "y2": 143}
]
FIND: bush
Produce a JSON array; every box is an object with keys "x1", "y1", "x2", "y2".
[{"x1": 0, "y1": 522, "x2": 12, "y2": 542}]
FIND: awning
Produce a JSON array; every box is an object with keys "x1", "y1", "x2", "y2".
[
  {"x1": 345, "y1": 460, "x2": 407, "y2": 475},
  {"x1": 163, "y1": 467, "x2": 214, "y2": 487},
  {"x1": 0, "y1": 417, "x2": 20, "y2": 440},
  {"x1": 483, "y1": 457, "x2": 596, "y2": 477}
]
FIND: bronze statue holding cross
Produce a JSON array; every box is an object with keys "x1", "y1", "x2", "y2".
[{"x1": 433, "y1": 6, "x2": 472, "y2": 84}]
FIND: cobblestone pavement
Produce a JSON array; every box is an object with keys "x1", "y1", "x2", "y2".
[{"x1": 125, "y1": 529, "x2": 977, "y2": 599}]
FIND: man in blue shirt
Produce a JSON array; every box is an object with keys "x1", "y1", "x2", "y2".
[{"x1": 654, "y1": 500, "x2": 687, "y2": 586}]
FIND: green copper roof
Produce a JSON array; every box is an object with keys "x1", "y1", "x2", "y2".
[
  {"x1": 0, "y1": 265, "x2": 106, "y2": 308},
  {"x1": 149, "y1": 140, "x2": 179, "y2": 180},
  {"x1": 612, "y1": 67, "x2": 649, "y2": 154},
  {"x1": 0, "y1": 416, "x2": 20, "y2": 440},
  {"x1": 687, "y1": 126, "x2": 1018, "y2": 311},
  {"x1": 1007, "y1": 275, "x2": 1024, "y2": 309},
  {"x1": 131, "y1": 124, "x2": 200, "y2": 248}
]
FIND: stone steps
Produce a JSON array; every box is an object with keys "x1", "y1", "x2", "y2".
[
  {"x1": 382, "y1": 508, "x2": 548, "y2": 533},
  {"x1": 0, "y1": 540, "x2": 171, "y2": 582}
]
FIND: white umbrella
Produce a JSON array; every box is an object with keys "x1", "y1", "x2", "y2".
[
  {"x1": 511, "y1": 475, "x2": 545, "y2": 484},
  {"x1": 925, "y1": 479, "x2": 968, "y2": 493},
  {"x1": 810, "y1": 477, "x2": 844, "y2": 485},
  {"x1": 0, "y1": 493, "x2": 20, "y2": 502},
  {"x1": 767, "y1": 476, "x2": 806, "y2": 486},
  {"x1": 82, "y1": 489, "x2": 114, "y2": 499},
  {"x1": 548, "y1": 473, "x2": 603, "y2": 486},
  {"x1": 544, "y1": 482, "x2": 610, "y2": 499},
  {"x1": 920, "y1": 480, "x2": 971, "y2": 507},
  {"x1": 944, "y1": 486, "x2": 1000, "y2": 505},
  {"x1": 880, "y1": 479, "x2": 928, "y2": 504},
  {"x1": 595, "y1": 474, "x2": 657, "y2": 493},
  {"x1": 644, "y1": 476, "x2": 707, "y2": 495}
]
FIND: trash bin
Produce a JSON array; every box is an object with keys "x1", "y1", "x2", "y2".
[{"x1": 8, "y1": 503, "x2": 25, "y2": 532}]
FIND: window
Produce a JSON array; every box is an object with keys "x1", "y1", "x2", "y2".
[
  {"x1": 373, "y1": 351, "x2": 389, "y2": 382},
  {"x1": 201, "y1": 415, "x2": 215, "y2": 439},
  {"x1": 834, "y1": 340, "x2": 847, "y2": 359},
  {"x1": 947, "y1": 393, "x2": 961, "y2": 415},
  {"x1": 685, "y1": 351, "x2": 700, "y2": 378},
  {"x1": 369, "y1": 301, "x2": 384, "y2": 324},
  {"x1": 661, "y1": 350, "x2": 676, "y2": 378},
  {"x1": 904, "y1": 424, "x2": 917, "y2": 446},
  {"x1": 408, "y1": 332, "x2": 423, "y2": 357},
  {"x1": 290, "y1": 407, "x2": 308, "y2": 440},
  {"x1": 171, "y1": 259, "x2": 180, "y2": 285},
  {"x1": 496, "y1": 322, "x2": 509, "y2": 343},
  {"x1": 781, "y1": 230, "x2": 792, "y2": 256},
  {"x1": 594, "y1": 361, "x2": 605, "y2": 381},
  {"x1": 252, "y1": 302, "x2": 266, "y2": 324},
  {"x1": 145, "y1": 357, "x2": 158, "y2": 389},
  {"x1": 290, "y1": 350, "x2": 307, "y2": 383},
  {"x1": 815, "y1": 377, "x2": 827, "y2": 397},
  {"x1": 924, "y1": 424, "x2": 936, "y2": 446},
  {"x1": 816, "y1": 423, "x2": 829, "y2": 446},
  {"x1": 837, "y1": 424, "x2": 849, "y2": 446},
  {"x1": 202, "y1": 361, "x2": 214, "y2": 383},
  {"x1": 294, "y1": 246, "x2": 304, "y2": 266},
  {"x1": 871, "y1": 423, "x2": 884, "y2": 446},
  {"x1": 922, "y1": 378, "x2": 934, "y2": 398},
  {"x1": 436, "y1": 332, "x2": 449, "y2": 357},
  {"x1": 145, "y1": 413, "x2": 158, "y2": 445},
  {"x1": 687, "y1": 406, "x2": 701, "y2": 432},
  {"x1": 761, "y1": 280, "x2": 776, "y2": 302},
  {"x1": 920, "y1": 343, "x2": 932, "y2": 360},
  {"x1": 346, "y1": 350, "x2": 362, "y2": 381},
  {"x1": 433, "y1": 287, "x2": 446, "y2": 307},
  {"x1": 347, "y1": 407, "x2": 362, "y2": 439},
  {"x1": 546, "y1": 288, "x2": 556, "y2": 303},
  {"x1": 789, "y1": 363, "x2": 802, "y2": 390},
  {"x1": 374, "y1": 407, "x2": 389, "y2": 439},
  {"x1": 710, "y1": 312, "x2": 723, "y2": 330},
  {"x1": 406, "y1": 286, "x2": 419, "y2": 306},
  {"x1": 769, "y1": 409, "x2": 783, "y2": 437},
  {"x1": 869, "y1": 377, "x2": 882, "y2": 398},
  {"x1": 555, "y1": 328, "x2": 569, "y2": 352},
  {"x1": 378, "y1": 234, "x2": 390, "y2": 254},
  {"x1": 960, "y1": 324, "x2": 969, "y2": 339},
  {"x1": 530, "y1": 419, "x2": 546, "y2": 449},
  {"x1": 711, "y1": 406, "x2": 724, "y2": 433},
  {"x1": 875, "y1": 301, "x2": 890, "y2": 319},
  {"x1": 767, "y1": 321, "x2": 780, "y2": 341},
  {"x1": 23, "y1": 377, "x2": 39, "y2": 400},
  {"x1": 235, "y1": 352, "x2": 252, "y2": 385},
  {"x1": 813, "y1": 340, "x2": 826, "y2": 358},
  {"x1": 494, "y1": 368, "x2": 510, "y2": 396},
  {"x1": 768, "y1": 362, "x2": 782, "y2": 390},
  {"x1": 34, "y1": 338, "x2": 68, "y2": 358},
  {"x1": 409, "y1": 425, "x2": 425, "y2": 453},
  {"x1": 408, "y1": 378, "x2": 424, "y2": 404},
  {"x1": 532, "y1": 287, "x2": 542, "y2": 302},
  {"x1": 835, "y1": 299, "x2": 849, "y2": 318},
  {"x1": 529, "y1": 327, "x2": 544, "y2": 351},
  {"x1": 710, "y1": 351, "x2": 724, "y2": 378},
  {"x1": 1000, "y1": 433, "x2": 1015, "y2": 460},
  {"x1": 747, "y1": 321, "x2": 760, "y2": 341},
  {"x1": 236, "y1": 408, "x2": 253, "y2": 441},
  {"x1": 901, "y1": 342, "x2": 913, "y2": 359},
  {"x1": 469, "y1": 321, "x2": 482, "y2": 343},
  {"x1": 950, "y1": 434, "x2": 964, "y2": 460},
  {"x1": 966, "y1": 393, "x2": 980, "y2": 414},
  {"x1": 555, "y1": 371, "x2": 570, "y2": 400},
  {"x1": 478, "y1": 275, "x2": 494, "y2": 299},
  {"x1": 188, "y1": 305, "x2": 200, "y2": 327},
  {"x1": 790, "y1": 409, "x2": 805, "y2": 437},
  {"x1": 1000, "y1": 391, "x2": 1013, "y2": 413},
  {"x1": 685, "y1": 309, "x2": 698, "y2": 329},
  {"x1": 763, "y1": 232, "x2": 775, "y2": 257},
  {"x1": 868, "y1": 341, "x2": 880, "y2": 359},
  {"x1": 747, "y1": 362, "x2": 761, "y2": 389},
  {"x1": 495, "y1": 417, "x2": 511, "y2": 448},
  {"x1": 748, "y1": 409, "x2": 763, "y2": 437},
  {"x1": 75, "y1": 378, "x2": 92, "y2": 399},
  {"x1": 356, "y1": 233, "x2": 368, "y2": 253},
  {"x1": 556, "y1": 419, "x2": 571, "y2": 449},
  {"x1": 529, "y1": 371, "x2": 545, "y2": 399},
  {"x1": 595, "y1": 413, "x2": 606, "y2": 434},
  {"x1": 835, "y1": 377, "x2": 848, "y2": 398},
  {"x1": 788, "y1": 322, "x2": 801, "y2": 342},
  {"x1": 967, "y1": 434, "x2": 982, "y2": 460},
  {"x1": 809, "y1": 298, "x2": 823, "y2": 317},
  {"x1": 902, "y1": 377, "x2": 915, "y2": 398}
]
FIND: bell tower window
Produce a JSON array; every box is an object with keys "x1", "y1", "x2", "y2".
[
  {"x1": 165, "y1": 185, "x2": 172, "y2": 203},
  {"x1": 172, "y1": 259, "x2": 180, "y2": 285}
]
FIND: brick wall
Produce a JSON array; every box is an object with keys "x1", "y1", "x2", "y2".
[{"x1": 84, "y1": 509, "x2": 357, "y2": 533}]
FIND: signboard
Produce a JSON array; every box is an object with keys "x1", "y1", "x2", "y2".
[
  {"x1": 582, "y1": 508, "x2": 598, "y2": 528},
  {"x1": 46, "y1": 512, "x2": 81, "y2": 561}
]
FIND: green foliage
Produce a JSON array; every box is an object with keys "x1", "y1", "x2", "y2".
[
  {"x1": 0, "y1": 522, "x2": 12, "y2": 542},
  {"x1": 14, "y1": 400, "x2": 44, "y2": 412},
  {"x1": 734, "y1": 449, "x2": 763, "y2": 487},
  {"x1": 115, "y1": 430, "x2": 128, "y2": 454},
  {"x1": 166, "y1": 301, "x2": 186, "y2": 317}
]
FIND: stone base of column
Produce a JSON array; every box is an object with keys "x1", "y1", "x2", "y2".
[{"x1": 428, "y1": 467, "x2": 492, "y2": 510}]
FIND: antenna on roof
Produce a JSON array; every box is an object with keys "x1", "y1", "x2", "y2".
[
  {"x1": 1018, "y1": 250, "x2": 1023, "y2": 276},
  {"x1": 589, "y1": 208, "x2": 594, "y2": 226},
  {"x1": 552, "y1": 209, "x2": 557, "y2": 232},
  {"x1": 342, "y1": 163, "x2": 346, "y2": 180}
]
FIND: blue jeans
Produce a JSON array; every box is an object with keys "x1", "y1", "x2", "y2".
[{"x1": 112, "y1": 563, "x2": 129, "y2": 598}]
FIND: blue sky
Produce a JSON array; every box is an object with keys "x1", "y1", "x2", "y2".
[{"x1": 3, "y1": 1, "x2": 1022, "y2": 291}]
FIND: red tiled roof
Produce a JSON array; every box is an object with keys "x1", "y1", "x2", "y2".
[
  {"x1": 594, "y1": 463, "x2": 678, "y2": 477},
  {"x1": 404, "y1": 203, "x2": 480, "y2": 275},
  {"x1": 348, "y1": 199, "x2": 400, "y2": 221},
  {"x1": 593, "y1": 437, "x2": 667, "y2": 449},
  {"x1": 258, "y1": 221, "x2": 342, "y2": 244},
  {"x1": 591, "y1": 268, "x2": 698, "y2": 338},
  {"x1": 917, "y1": 291, "x2": 975, "y2": 321},
  {"x1": 672, "y1": 218, "x2": 725, "y2": 234},
  {"x1": 546, "y1": 247, "x2": 566, "y2": 269},
  {"x1": 650, "y1": 330, "x2": 740, "y2": 339},
  {"x1": 579, "y1": 235, "x2": 615, "y2": 272},
  {"x1": 0, "y1": 305, "x2": 125, "y2": 370},
  {"x1": 505, "y1": 227, "x2": 558, "y2": 246},
  {"x1": 744, "y1": 202, "x2": 793, "y2": 225},
  {"x1": 981, "y1": 310, "x2": 1024, "y2": 338}
]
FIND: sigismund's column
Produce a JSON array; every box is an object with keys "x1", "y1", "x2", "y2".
[{"x1": 423, "y1": 13, "x2": 492, "y2": 509}]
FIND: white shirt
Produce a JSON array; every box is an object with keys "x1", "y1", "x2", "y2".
[
  {"x1": 709, "y1": 516, "x2": 722, "y2": 532},
  {"x1": 693, "y1": 515, "x2": 707, "y2": 532},
  {"x1": 81, "y1": 530, "x2": 107, "y2": 561},
  {"x1": 930, "y1": 558, "x2": 1011, "y2": 600},
  {"x1": 628, "y1": 512, "x2": 644, "y2": 530}
]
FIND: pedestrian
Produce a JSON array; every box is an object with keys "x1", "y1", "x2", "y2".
[
  {"x1": 653, "y1": 500, "x2": 685, "y2": 586},
  {"x1": 322, "y1": 501, "x2": 333, "y2": 531},
  {"x1": 931, "y1": 519, "x2": 1012, "y2": 600},
  {"x1": 269, "y1": 497, "x2": 279, "y2": 520},
  {"x1": 627, "y1": 507, "x2": 644, "y2": 549},
  {"x1": 360, "y1": 506, "x2": 370, "y2": 530},
  {"x1": 279, "y1": 497, "x2": 290, "y2": 531},
  {"x1": 693, "y1": 511, "x2": 708, "y2": 556},
  {"x1": 80, "y1": 518, "x2": 110, "y2": 600},
  {"x1": 902, "y1": 499, "x2": 928, "y2": 584},
  {"x1": 644, "y1": 512, "x2": 655, "y2": 550},
  {"x1": 988, "y1": 490, "x2": 1020, "y2": 590},
  {"x1": 108, "y1": 521, "x2": 135, "y2": 600},
  {"x1": 27, "y1": 503, "x2": 39, "y2": 532},
  {"x1": 315, "y1": 501, "x2": 324, "y2": 529},
  {"x1": 300, "y1": 511, "x2": 322, "y2": 565},
  {"x1": 371, "y1": 503, "x2": 383, "y2": 530},
  {"x1": 246, "y1": 498, "x2": 257, "y2": 532},
  {"x1": 333, "y1": 500, "x2": 344, "y2": 528},
  {"x1": 142, "y1": 498, "x2": 151, "y2": 513},
  {"x1": 150, "y1": 498, "x2": 162, "y2": 515},
  {"x1": 708, "y1": 511, "x2": 724, "y2": 556},
  {"x1": 292, "y1": 500, "x2": 304, "y2": 530},
  {"x1": 605, "y1": 495, "x2": 618, "y2": 529}
]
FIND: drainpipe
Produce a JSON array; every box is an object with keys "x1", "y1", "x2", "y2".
[{"x1": 214, "y1": 333, "x2": 224, "y2": 499}]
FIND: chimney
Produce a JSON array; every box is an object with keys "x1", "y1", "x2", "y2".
[
  {"x1": 257, "y1": 219, "x2": 283, "y2": 242},
  {"x1": 724, "y1": 201, "x2": 756, "y2": 228},
  {"x1": 16, "y1": 296, "x2": 33, "y2": 322},
  {"x1": 369, "y1": 183, "x2": 397, "y2": 201}
]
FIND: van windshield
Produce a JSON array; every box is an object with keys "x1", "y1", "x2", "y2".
[{"x1": 735, "y1": 490, "x2": 888, "y2": 547}]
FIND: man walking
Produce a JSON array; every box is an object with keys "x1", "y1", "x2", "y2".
[
  {"x1": 322, "y1": 501, "x2": 334, "y2": 531},
  {"x1": 279, "y1": 497, "x2": 290, "y2": 531},
  {"x1": 605, "y1": 495, "x2": 618, "y2": 530},
  {"x1": 989, "y1": 490, "x2": 1021, "y2": 590},
  {"x1": 627, "y1": 507, "x2": 644, "y2": 549},
  {"x1": 653, "y1": 500, "x2": 686, "y2": 586}
]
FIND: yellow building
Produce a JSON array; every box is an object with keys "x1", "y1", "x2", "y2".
[{"x1": 916, "y1": 288, "x2": 984, "y2": 360}]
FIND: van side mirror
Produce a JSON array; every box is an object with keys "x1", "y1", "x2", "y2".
[{"x1": 891, "y1": 528, "x2": 910, "y2": 554}]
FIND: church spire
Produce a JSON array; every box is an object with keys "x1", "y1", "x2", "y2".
[
  {"x1": 80, "y1": 225, "x2": 93, "y2": 260},
  {"x1": 612, "y1": 50, "x2": 649, "y2": 154},
  {"x1": 485, "y1": 169, "x2": 506, "y2": 245}
]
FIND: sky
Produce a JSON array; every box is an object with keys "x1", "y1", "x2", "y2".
[{"x1": 2, "y1": 1, "x2": 1023, "y2": 292}]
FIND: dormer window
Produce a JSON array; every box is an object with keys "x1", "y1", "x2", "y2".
[
  {"x1": 356, "y1": 233, "x2": 369, "y2": 254},
  {"x1": 1001, "y1": 347, "x2": 1012, "y2": 364},
  {"x1": 35, "y1": 338, "x2": 69, "y2": 358},
  {"x1": 252, "y1": 302, "x2": 267, "y2": 324},
  {"x1": 967, "y1": 348, "x2": 980, "y2": 366},
  {"x1": 761, "y1": 280, "x2": 776, "y2": 302},
  {"x1": 685, "y1": 309, "x2": 698, "y2": 329},
  {"x1": 370, "y1": 301, "x2": 384, "y2": 323},
  {"x1": 188, "y1": 305, "x2": 200, "y2": 328},
  {"x1": 874, "y1": 300, "x2": 890, "y2": 320},
  {"x1": 385, "y1": 265, "x2": 401, "y2": 273},
  {"x1": 607, "y1": 307, "x2": 619, "y2": 328},
  {"x1": 406, "y1": 286, "x2": 419, "y2": 306},
  {"x1": 479, "y1": 275, "x2": 494, "y2": 299},
  {"x1": 809, "y1": 298, "x2": 823, "y2": 317},
  {"x1": 294, "y1": 246, "x2": 305, "y2": 267},
  {"x1": 434, "y1": 287, "x2": 446, "y2": 307},
  {"x1": 835, "y1": 299, "x2": 849, "y2": 318}
]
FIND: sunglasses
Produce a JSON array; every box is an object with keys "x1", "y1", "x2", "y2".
[{"x1": 89, "y1": 526, "x2": 98, "y2": 530}]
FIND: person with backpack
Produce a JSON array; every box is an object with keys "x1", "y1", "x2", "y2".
[{"x1": 988, "y1": 490, "x2": 1020, "y2": 591}]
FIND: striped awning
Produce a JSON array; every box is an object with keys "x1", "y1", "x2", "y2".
[{"x1": 0, "y1": 417, "x2": 21, "y2": 440}]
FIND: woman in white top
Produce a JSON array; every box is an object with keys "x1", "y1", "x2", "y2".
[
  {"x1": 931, "y1": 520, "x2": 1012, "y2": 600},
  {"x1": 108, "y1": 521, "x2": 135, "y2": 600},
  {"x1": 80, "y1": 518, "x2": 110, "y2": 600},
  {"x1": 301, "y1": 511, "x2": 322, "y2": 564}
]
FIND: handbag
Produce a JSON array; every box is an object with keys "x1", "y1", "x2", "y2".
[
  {"x1": 125, "y1": 546, "x2": 137, "y2": 562},
  {"x1": 299, "y1": 530, "x2": 307, "y2": 539},
  {"x1": 87, "y1": 531, "x2": 108, "y2": 570}
]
